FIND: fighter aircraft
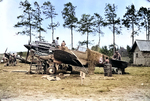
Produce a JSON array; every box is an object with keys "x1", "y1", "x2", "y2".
[
  {"x1": 24, "y1": 41, "x2": 128, "y2": 75},
  {"x1": 24, "y1": 41, "x2": 86, "y2": 74}
]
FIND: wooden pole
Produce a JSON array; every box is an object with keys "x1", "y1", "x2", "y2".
[{"x1": 80, "y1": 71, "x2": 85, "y2": 85}]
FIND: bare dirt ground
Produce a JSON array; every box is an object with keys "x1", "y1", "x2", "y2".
[
  {"x1": 1, "y1": 88, "x2": 150, "y2": 101},
  {"x1": 0, "y1": 63, "x2": 150, "y2": 101}
]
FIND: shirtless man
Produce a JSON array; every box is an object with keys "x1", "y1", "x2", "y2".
[
  {"x1": 112, "y1": 51, "x2": 121, "y2": 60},
  {"x1": 61, "y1": 40, "x2": 66, "y2": 51}
]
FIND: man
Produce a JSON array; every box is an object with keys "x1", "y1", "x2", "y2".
[
  {"x1": 103, "y1": 57, "x2": 112, "y2": 77},
  {"x1": 52, "y1": 40, "x2": 56, "y2": 47},
  {"x1": 61, "y1": 40, "x2": 66, "y2": 50},
  {"x1": 55, "y1": 37, "x2": 59, "y2": 48},
  {"x1": 112, "y1": 51, "x2": 121, "y2": 60},
  {"x1": 105, "y1": 57, "x2": 109, "y2": 64},
  {"x1": 12, "y1": 53, "x2": 17, "y2": 64}
]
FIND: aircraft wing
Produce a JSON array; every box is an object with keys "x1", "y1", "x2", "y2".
[{"x1": 54, "y1": 50, "x2": 83, "y2": 67}]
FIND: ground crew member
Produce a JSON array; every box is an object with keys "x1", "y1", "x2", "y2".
[
  {"x1": 55, "y1": 37, "x2": 59, "y2": 47},
  {"x1": 112, "y1": 51, "x2": 121, "y2": 60},
  {"x1": 52, "y1": 40, "x2": 56, "y2": 47},
  {"x1": 61, "y1": 40, "x2": 66, "y2": 51},
  {"x1": 103, "y1": 57, "x2": 112, "y2": 77},
  {"x1": 105, "y1": 57, "x2": 109, "y2": 64},
  {"x1": 12, "y1": 53, "x2": 17, "y2": 64}
]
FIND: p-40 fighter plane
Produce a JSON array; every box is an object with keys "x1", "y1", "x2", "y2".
[
  {"x1": 24, "y1": 41, "x2": 85, "y2": 74},
  {"x1": 24, "y1": 41, "x2": 128, "y2": 75}
]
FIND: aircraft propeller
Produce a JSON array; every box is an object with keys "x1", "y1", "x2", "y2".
[
  {"x1": 25, "y1": 41, "x2": 31, "y2": 61},
  {"x1": 4, "y1": 48, "x2": 8, "y2": 53}
]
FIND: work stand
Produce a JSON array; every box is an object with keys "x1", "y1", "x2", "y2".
[{"x1": 29, "y1": 51, "x2": 44, "y2": 74}]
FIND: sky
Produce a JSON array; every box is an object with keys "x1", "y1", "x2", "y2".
[{"x1": 0, "y1": 0, "x2": 150, "y2": 53}]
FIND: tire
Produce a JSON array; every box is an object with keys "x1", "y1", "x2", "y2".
[
  {"x1": 46, "y1": 67, "x2": 56, "y2": 75},
  {"x1": 112, "y1": 67, "x2": 118, "y2": 74},
  {"x1": 67, "y1": 66, "x2": 72, "y2": 71}
]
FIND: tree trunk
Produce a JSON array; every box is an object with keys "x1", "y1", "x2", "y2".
[
  {"x1": 87, "y1": 32, "x2": 89, "y2": 49},
  {"x1": 52, "y1": 27, "x2": 54, "y2": 42},
  {"x1": 71, "y1": 27, "x2": 73, "y2": 49},
  {"x1": 38, "y1": 10, "x2": 41, "y2": 41},
  {"x1": 132, "y1": 20, "x2": 134, "y2": 45},
  {"x1": 51, "y1": 17, "x2": 54, "y2": 41},
  {"x1": 148, "y1": 16, "x2": 150, "y2": 40},
  {"x1": 39, "y1": 31, "x2": 41, "y2": 41},
  {"x1": 113, "y1": 23, "x2": 115, "y2": 54},
  {"x1": 98, "y1": 26, "x2": 101, "y2": 51},
  {"x1": 29, "y1": 13, "x2": 31, "y2": 44},
  {"x1": 146, "y1": 24, "x2": 147, "y2": 40}
]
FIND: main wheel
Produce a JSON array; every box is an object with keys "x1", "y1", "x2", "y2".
[
  {"x1": 67, "y1": 65, "x2": 72, "y2": 72},
  {"x1": 46, "y1": 67, "x2": 56, "y2": 75},
  {"x1": 112, "y1": 67, "x2": 118, "y2": 74}
]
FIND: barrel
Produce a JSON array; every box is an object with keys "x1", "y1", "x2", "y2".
[{"x1": 103, "y1": 63, "x2": 112, "y2": 77}]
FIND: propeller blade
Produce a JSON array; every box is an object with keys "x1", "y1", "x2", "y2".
[
  {"x1": 5, "y1": 48, "x2": 8, "y2": 53},
  {"x1": 26, "y1": 49, "x2": 29, "y2": 61}
]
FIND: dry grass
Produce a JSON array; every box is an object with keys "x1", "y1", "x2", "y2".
[{"x1": 0, "y1": 62, "x2": 150, "y2": 99}]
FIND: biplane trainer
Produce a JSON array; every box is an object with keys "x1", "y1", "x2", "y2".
[{"x1": 24, "y1": 41, "x2": 128, "y2": 75}]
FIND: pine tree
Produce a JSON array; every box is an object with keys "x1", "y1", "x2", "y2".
[
  {"x1": 104, "y1": 3, "x2": 121, "y2": 54},
  {"x1": 78, "y1": 14, "x2": 95, "y2": 48},
  {"x1": 122, "y1": 4, "x2": 139, "y2": 45},
  {"x1": 138, "y1": 7, "x2": 150, "y2": 40},
  {"x1": 34, "y1": 1, "x2": 46, "y2": 41},
  {"x1": 42, "y1": 1, "x2": 59, "y2": 42},
  {"x1": 61, "y1": 2, "x2": 78, "y2": 49},
  {"x1": 14, "y1": 0, "x2": 36, "y2": 43},
  {"x1": 94, "y1": 13, "x2": 104, "y2": 50}
]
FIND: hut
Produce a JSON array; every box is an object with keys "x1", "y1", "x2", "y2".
[{"x1": 130, "y1": 40, "x2": 150, "y2": 66}]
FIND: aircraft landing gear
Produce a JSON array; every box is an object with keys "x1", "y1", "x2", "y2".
[{"x1": 46, "y1": 64, "x2": 56, "y2": 75}]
